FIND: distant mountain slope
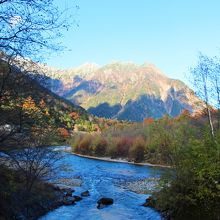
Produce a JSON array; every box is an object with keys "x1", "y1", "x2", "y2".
[{"x1": 43, "y1": 62, "x2": 204, "y2": 121}]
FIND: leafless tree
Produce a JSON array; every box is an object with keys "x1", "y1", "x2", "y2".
[
  {"x1": 0, "y1": 0, "x2": 75, "y2": 60},
  {"x1": 0, "y1": 0, "x2": 77, "y2": 97},
  {"x1": 0, "y1": 145, "x2": 63, "y2": 219},
  {"x1": 0, "y1": 1, "x2": 76, "y2": 218},
  {"x1": 7, "y1": 147, "x2": 62, "y2": 192},
  {"x1": 208, "y1": 56, "x2": 220, "y2": 128},
  {"x1": 191, "y1": 53, "x2": 215, "y2": 137}
]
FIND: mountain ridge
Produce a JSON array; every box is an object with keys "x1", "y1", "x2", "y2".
[{"x1": 41, "y1": 61, "x2": 204, "y2": 121}]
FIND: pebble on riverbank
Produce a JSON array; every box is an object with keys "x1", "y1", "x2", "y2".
[
  {"x1": 52, "y1": 177, "x2": 83, "y2": 188},
  {"x1": 118, "y1": 178, "x2": 160, "y2": 194}
]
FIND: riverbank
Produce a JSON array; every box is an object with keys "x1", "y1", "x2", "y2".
[
  {"x1": 0, "y1": 150, "x2": 83, "y2": 220},
  {"x1": 118, "y1": 177, "x2": 160, "y2": 194},
  {"x1": 71, "y1": 152, "x2": 171, "y2": 168},
  {"x1": 0, "y1": 163, "x2": 67, "y2": 220}
]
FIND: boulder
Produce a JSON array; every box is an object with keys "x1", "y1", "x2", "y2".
[
  {"x1": 53, "y1": 185, "x2": 75, "y2": 194},
  {"x1": 65, "y1": 188, "x2": 74, "y2": 197},
  {"x1": 81, "y1": 190, "x2": 90, "y2": 197},
  {"x1": 73, "y1": 195, "x2": 82, "y2": 202},
  {"x1": 97, "y1": 197, "x2": 114, "y2": 209},
  {"x1": 142, "y1": 196, "x2": 153, "y2": 207},
  {"x1": 63, "y1": 196, "x2": 75, "y2": 206}
]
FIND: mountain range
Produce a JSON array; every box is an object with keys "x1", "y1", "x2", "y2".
[{"x1": 42, "y1": 61, "x2": 204, "y2": 121}]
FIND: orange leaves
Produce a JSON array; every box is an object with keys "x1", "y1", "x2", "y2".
[
  {"x1": 22, "y1": 97, "x2": 50, "y2": 116},
  {"x1": 69, "y1": 111, "x2": 79, "y2": 120},
  {"x1": 22, "y1": 96, "x2": 39, "y2": 113},
  {"x1": 143, "y1": 117, "x2": 154, "y2": 125},
  {"x1": 57, "y1": 127, "x2": 70, "y2": 138},
  {"x1": 44, "y1": 110, "x2": 50, "y2": 116}
]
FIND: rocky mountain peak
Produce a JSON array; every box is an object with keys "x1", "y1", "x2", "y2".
[{"x1": 42, "y1": 61, "x2": 204, "y2": 121}]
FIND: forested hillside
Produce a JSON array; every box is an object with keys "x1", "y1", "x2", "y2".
[{"x1": 0, "y1": 59, "x2": 98, "y2": 150}]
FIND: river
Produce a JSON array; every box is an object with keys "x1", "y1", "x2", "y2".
[{"x1": 40, "y1": 148, "x2": 163, "y2": 220}]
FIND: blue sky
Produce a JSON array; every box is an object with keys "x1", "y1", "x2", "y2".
[{"x1": 47, "y1": 0, "x2": 220, "y2": 84}]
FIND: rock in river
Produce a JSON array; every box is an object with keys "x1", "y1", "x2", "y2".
[
  {"x1": 65, "y1": 188, "x2": 75, "y2": 197},
  {"x1": 97, "y1": 198, "x2": 114, "y2": 209},
  {"x1": 63, "y1": 196, "x2": 76, "y2": 206},
  {"x1": 73, "y1": 195, "x2": 82, "y2": 202},
  {"x1": 81, "y1": 190, "x2": 90, "y2": 197},
  {"x1": 142, "y1": 196, "x2": 154, "y2": 207}
]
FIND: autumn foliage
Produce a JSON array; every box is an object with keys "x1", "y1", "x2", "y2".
[
  {"x1": 22, "y1": 96, "x2": 37, "y2": 110},
  {"x1": 70, "y1": 110, "x2": 211, "y2": 164},
  {"x1": 57, "y1": 127, "x2": 70, "y2": 138},
  {"x1": 69, "y1": 111, "x2": 79, "y2": 120},
  {"x1": 143, "y1": 117, "x2": 154, "y2": 125}
]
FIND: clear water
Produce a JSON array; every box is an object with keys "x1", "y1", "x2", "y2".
[{"x1": 39, "y1": 150, "x2": 163, "y2": 220}]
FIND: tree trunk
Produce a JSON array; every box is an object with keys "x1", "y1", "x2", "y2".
[{"x1": 202, "y1": 73, "x2": 214, "y2": 137}]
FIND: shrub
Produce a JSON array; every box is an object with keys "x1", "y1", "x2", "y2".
[
  {"x1": 129, "y1": 136, "x2": 146, "y2": 162},
  {"x1": 153, "y1": 136, "x2": 220, "y2": 220},
  {"x1": 107, "y1": 137, "x2": 118, "y2": 158},
  {"x1": 69, "y1": 134, "x2": 84, "y2": 152},
  {"x1": 93, "y1": 136, "x2": 107, "y2": 156},
  {"x1": 116, "y1": 136, "x2": 133, "y2": 157},
  {"x1": 78, "y1": 134, "x2": 93, "y2": 155}
]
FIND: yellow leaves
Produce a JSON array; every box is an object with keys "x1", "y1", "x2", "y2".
[
  {"x1": 22, "y1": 96, "x2": 37, "y2": 111},
  {"x1": 21, "y1": 97, "x2": 50, "y2": 116},
  {"x1": 45, "y1": 109, "x2": 50, "y2": 116}
]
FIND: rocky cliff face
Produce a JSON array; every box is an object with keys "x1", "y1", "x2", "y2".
[{"x1": 44, "y1": 62, "x2": 204, "y2": 121}]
